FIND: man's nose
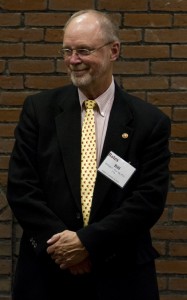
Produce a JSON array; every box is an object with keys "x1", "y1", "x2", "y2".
[{"x1": 69, "y1": 51, "x2": 82, "y2": 64}]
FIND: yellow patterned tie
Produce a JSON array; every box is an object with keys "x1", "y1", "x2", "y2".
[{"x1": 81, "y1": 100, "x2": 97, "y2": 226}]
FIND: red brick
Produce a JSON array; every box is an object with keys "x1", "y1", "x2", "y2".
[
  {"x1": 119, "y1": 29, "x2": 142, "y2": 42},
  {"x1": 0, "y1": 207, "x2": 12, "y2": 221},
  {"x1": 0, "y1": 296, "x2": 11, "y2": 300},
  {"x1": 0, "y1": 92, "x2": 34, "y2": 106},
  {"x1": 124, "y1": 13, "x2": 172, "y2": 27},
  {"x1": 174, "y1": 14, "x2": 187, "y2": 26},
  {"x1": 56, "y1": 60, "x2": 67, "y2": 73},
  {"x1": 0, "y1": 278, "x2": 11, "y2": 293},
  {"x1": 0, "y1": 13, "x2": 21, "y2": 26},
  {"x1": 145, "y1": 29, "x2": 187, "y2": 43},
  {"x1": 122, "y1": 76, "x2": 169, "y2": 91},
  {"x1": 167, "y1": 192, "x2": 187, "y2": 205},
  {"x1": 25, "y1": 44, "x2": 61, "y2": 57},
  {"x1": 0, "y1": 124, "x2": 16, "y2": 137},
  {"x1": 170, "y1": 158, "x2": 187, "y2": 171},
  {"x1": 129, "y1": 92, "x2": 146, "y2": 101},
  {"x1": 25, "y1": 75, "x2": 70, "y2": 89},
  {"x1": 0, "y1": 0, "x2": 47, "y2": 10},
  {"x1": 0, "y1": 44, "x2": 23, "y2": 57},
  {"x1": 0, "y1": 60, "x2": 5, "y2": 73},
  {"x1": 0, "y1": 241, "x2": 11, "y2": 256},
  {"x1": 169, "y1": 242, "x2": 187, "y2": 257},
  {"x1": 0, "y1": 109, "x2": 21, "y2": 122},
  {"x1": 172, "y1": 174, "x2": 187, "y2": 188},
  {"x1": 172, "y1": 45, "x2": 187, "y2": 58},
  {"x1": 152, "y1": 61, "x2": 187, "y2": 74},
  {"x1": 173, "y1": 208, "x2": 187, "y2": 222},
  {"x1": 170, "y1": 140, "x2": 187, "y2": 154},
  {"x1": 98, "y1": 0, "x2": 148, "y2": 11},
  {"x1": 148, "y1": 92, "x2": 187, "y2": 106},
  {"x1": 113, "y1": 61, "x2": 149, "y2": 75},
  {"x1": 8, "y1": 59, "x2": 55, "y2": 74},
  {"x1": 45, "y1": 29, "x2": 64, "y2": 42},
  {"x1": 151, "y1": 0, "x2": 187, "y2": 11},
  {"x1": 0, "y1": 138, "x2": 14, "y2": 153},
  {"x1": 0, "y1": 274, "x2": 11, "y2": 292},
  {"x1": 0, "y1": 224, "x2": 11, "y2": 239},
  {"x1": 0, "y1": 156, "x2": 10, "y2": 170},
  {"x1": 156, "y1": 259, "x2": 187, "y2": 274},
  {"x1": 173, "y1": 108, "x2": 187, "y2": 121},
  {"x1": 49, "y1": 0, "x2": 93, "y2": 10},
  {"x1": 160, "y1": 295, "x2": 187, "y2": 300},
  {"x1": 151, "y1": 225, "x2": 187, "y2": 239},
  {"x1": 0, "y1": 191, "x2": 8, "y2": 209},
  {"x1": 121, "y1": 45, "x2": 169, "y2": 58},
  {"x1": 108, "y1": 13, "x2": 122, "y2": 28},
  {"x1": 0, "y1": 29, "x2": 43, "y2": 42},
  {"x1": 0, "y1": 172, "x2": 8, "y2": 187},
  {"x1": 169, "y1": 277, "x2": 187, "y2": 291},
  {"x1": 157, "y1": 276, "x2": 167, "y2": 290},
  {"x1": 172, "y1": 124, "x2": 187, "y2": 138},
  {"x1": 25, "y1": 13, "x2": 70, "y2": 26},
  {"x1": 0, "y1": 76, "x2": 23, "y2": 89},
  {"x1": 172, "y1": 77, "x2": 187, "y2": 90}
]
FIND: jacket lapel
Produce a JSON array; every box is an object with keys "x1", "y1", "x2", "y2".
[
  {"x1": 55, "y1": 88, "x2": 82, "y2": 211},
  {"x1": 89, "y1": 86, "x2": 134, "y2": 221}
]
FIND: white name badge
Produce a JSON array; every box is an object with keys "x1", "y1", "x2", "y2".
[{"x1": 98, "y1": 151, "x2": 136, "y2": 188}]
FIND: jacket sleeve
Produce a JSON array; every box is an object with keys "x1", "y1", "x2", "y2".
[{"x1": 7, "y1": 96, "x2": 67, "y2": 256}]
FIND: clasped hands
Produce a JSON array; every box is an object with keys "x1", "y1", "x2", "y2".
[{"x1": 47, "y1": 230, "x2": 92, "y2": 275}]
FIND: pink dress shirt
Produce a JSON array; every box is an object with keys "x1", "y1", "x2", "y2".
[{"x1": 79, "y1": 78, "x2": 115, "y2": 166}]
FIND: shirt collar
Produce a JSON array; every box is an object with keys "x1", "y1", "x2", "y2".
[{"x1": 78, "y1": 78, "x2": 115, "y2": 117}]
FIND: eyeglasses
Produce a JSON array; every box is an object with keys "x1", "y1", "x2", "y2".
[{"x1": 60, "y1": 42, "x2": 113, "y2": 59}]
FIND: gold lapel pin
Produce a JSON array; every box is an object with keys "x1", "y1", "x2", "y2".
[{"x1": 122, "y1": 133, "x2": 128, "y2": 139}]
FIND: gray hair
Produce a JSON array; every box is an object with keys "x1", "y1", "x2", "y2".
[{"x1": 64, "y1": 9, "x2": 120, "y2": 43}]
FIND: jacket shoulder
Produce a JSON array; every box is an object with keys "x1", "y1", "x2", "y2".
[{"x1": 25, "y1": 84, "x2": 76, "y2": 104}]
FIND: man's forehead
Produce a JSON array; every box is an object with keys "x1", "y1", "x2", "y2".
[
  {"x1": 63, "y1": 16, "x2": 102, "y2": 44},
  {"x1": 65, "y1": 13, "x2": 101, "y2": 32}
]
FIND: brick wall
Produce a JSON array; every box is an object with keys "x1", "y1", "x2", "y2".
[{"x1": 0, "y1": 0, "x2": 187, "y2": 299}]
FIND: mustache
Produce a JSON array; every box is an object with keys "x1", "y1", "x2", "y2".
[{"x1": 69, "y1": 65, "x2": 87, "y2": 71}]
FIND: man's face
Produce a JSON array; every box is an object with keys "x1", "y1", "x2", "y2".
[
  {"x1": 67, "y1": 48, "x2": 111, "y2": 88},
  {"x1": 62, "y1": 14, "x2": 117, "y2": 90}
]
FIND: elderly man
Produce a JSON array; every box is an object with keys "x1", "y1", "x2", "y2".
[{"x1": 7, "y1": 9, "x2": 170, "y2": 300}]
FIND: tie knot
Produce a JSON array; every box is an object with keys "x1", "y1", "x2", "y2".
[{"x1": 85, "y1": 100, "x2": 96, "y2": 110}]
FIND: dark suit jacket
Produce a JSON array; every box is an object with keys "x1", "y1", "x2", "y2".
[{"x1": 7, "y1": 83, "x2": 171, "y2": 299}]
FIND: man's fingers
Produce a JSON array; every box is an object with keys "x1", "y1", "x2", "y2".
[{"x1": 47, "y1": 233, "x2": 61, "y2": 244}]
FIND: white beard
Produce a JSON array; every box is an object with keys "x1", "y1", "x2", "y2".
[{"x1": 70, "y1": 72, "x2": 92, "y2": 87}]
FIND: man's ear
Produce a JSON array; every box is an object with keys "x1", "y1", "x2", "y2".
[{"x1": 110, "y1": 42, "x2": 120, "y2": 61}]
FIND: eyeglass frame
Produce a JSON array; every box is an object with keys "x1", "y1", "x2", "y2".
[{"x1": 60, "y1": 41, "x2": 114, "y2": 59}]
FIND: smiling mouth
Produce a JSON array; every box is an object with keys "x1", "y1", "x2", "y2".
[{"x1": 71, "y1": 69, "x2": 87, "y2": 76}]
